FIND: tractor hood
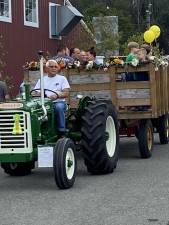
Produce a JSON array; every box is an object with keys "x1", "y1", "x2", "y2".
[{"x1": 0, "y1": 99, "x2": 52, "y2": 112}]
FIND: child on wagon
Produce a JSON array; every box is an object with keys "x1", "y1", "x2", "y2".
[{"x1": 125, "y1": 42, "x2": 139, "y2": 81}]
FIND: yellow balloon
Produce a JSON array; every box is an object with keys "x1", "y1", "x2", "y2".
[
  {"x1": 144, "y1": 30, "x2": 155, "y2": 44},
  {"x1": 150, "y1": 25, "x2": 161, "y2": 39}
]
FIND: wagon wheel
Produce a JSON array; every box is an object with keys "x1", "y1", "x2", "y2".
[
  {"x1": 138, "y1": 119, "x2": 154, "y2": 158},
  {"x1": 157, "y1": 114, "x2": 169, "y2": 144}
]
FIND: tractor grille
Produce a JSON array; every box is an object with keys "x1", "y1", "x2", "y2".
[{"x1": 0, "y1": 111, "x2": 32, "y2": 153}]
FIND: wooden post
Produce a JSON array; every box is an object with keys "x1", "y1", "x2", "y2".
[
  {"x1": 65, "y1": 69, "x2": 71, "y2": 105},
  {"x1": 149, "y1": 64, "x2": 158, "y2": 117},
  {"x1": 155, "y1": 69, "x2": 161, "y2": 116},
  {"x1": 168, "y1": 66, "x2": 169, "y2": 112},
  {"x1": 164, "y1": 67, "x2": 168, "y2": 113},
  {"x1": 110, "y1": 67, "x2": 117, "y2": 108}
]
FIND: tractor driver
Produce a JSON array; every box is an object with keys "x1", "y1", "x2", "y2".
[{"x1": 34, "y1": 59, "x2": 70, "y2": 136}]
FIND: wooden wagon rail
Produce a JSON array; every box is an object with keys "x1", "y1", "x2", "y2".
[{"x1": 65, "y1": 63, "x2": 169, "y2": 120}]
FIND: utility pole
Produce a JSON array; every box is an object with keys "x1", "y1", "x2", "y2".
[
  {"x1": 132, "y1": 0, "x2": 141, "y2": 31},
  {"x1": 146, "y1": 1, "x2": 152, "y2": 29},
  {"x1": 137, "y1": 0, "x2": 140, "y2": 31}
]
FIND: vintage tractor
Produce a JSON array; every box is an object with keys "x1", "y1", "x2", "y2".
[{"x1": 0, "y1": 53, "x2": 119, "y2": 189}]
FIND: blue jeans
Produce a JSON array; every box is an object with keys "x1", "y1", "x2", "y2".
[{"x1": 53, "y1": 101, "x2": 67, "y2": 132}]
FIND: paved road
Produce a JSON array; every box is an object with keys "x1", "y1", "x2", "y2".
[{"x1": 0, "y1": 134, "x2": 169, "y2": 225}]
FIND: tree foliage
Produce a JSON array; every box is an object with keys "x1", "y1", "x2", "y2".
[
  {"x1": 121, "y1": 33, "x2": 144, "y2": 55},
  {"x1": 71, "y1": 0, "x2": 169, "y2": 54}
]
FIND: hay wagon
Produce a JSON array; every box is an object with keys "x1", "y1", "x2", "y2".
[{"x1": 66, "y1": 63, "x2": 169, "y2": 158}]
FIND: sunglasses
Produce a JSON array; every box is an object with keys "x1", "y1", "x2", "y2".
[{"x1": 48, "y1": 65, "x2": 59, "y2": 68}]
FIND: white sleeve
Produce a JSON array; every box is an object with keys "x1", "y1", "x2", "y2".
[
  {"x1": 34, "y1": 79, "x2": 40, "y2": 90},
  {"x1": 62, "y1": 76, "x2": 70, "y2": 90}
]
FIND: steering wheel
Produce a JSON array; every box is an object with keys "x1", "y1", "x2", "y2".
[{"x1": 30, "y1": 88, "x2": 59, "y2": 98}]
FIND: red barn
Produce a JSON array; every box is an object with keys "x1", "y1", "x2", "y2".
[{"x1": 0, "y1": 0, "x2": 94, "y2": 96}]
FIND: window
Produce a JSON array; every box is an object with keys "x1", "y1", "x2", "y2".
[
  {"x1": 24, "y1": 0, "x2": 39, "y2": 28},
  {"x1": 0, "y1": 0, "x2": 12, "y2": 23},
  {"x1": 49, "y1": 2, "x2": 62, "y2": 40}
]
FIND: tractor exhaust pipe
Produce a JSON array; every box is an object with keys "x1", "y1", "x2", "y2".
[
  {"x1": 38, "y1": 51, "x2": 47, "y2": 120},
  {"x1": 38, "y1": 51, "x2": 45, "y2": 106}
]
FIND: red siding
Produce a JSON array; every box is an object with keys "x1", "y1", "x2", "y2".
[{"x1": 0, "y1": 0, "x2": 88, "y2": 96}]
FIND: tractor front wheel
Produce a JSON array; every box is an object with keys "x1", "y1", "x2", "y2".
[
  {"x1": 1, "y1": 161, "x2": 35, "y2": 176},
  {"x1": 53, "y1": 138, "x2": 76, "y2": 189}
]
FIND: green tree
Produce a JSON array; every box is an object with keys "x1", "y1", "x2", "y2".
[
  {"x1": 92, "y1": 16, "x2": 119, "y2": 55},
  {"x1": 71, "y1": 0, "x2": 169, "y2": 53},
  {"x1": 121, "y1": 32, "x2": 144, "y2": 55}
]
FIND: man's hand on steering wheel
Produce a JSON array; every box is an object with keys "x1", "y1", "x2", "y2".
[
  {"x1": 48, "y1": 94, "x2": 59, "y2": 100},
  {"x1": 30, "y1": 89, "x2": 59, "y2": 99}
]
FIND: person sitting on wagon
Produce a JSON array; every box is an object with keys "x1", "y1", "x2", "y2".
[
  {"x1": 125, "y1": 42, "x2": 139, "y2": 81},
  {"x1": 79, "y1": 50, "x2": 88, "y2": 66},
  {"x1": 86, "y1": 47, "x2": 101, "y2": 65},
  {"x1": 53, "y1": 45, "x2": 74, "y2": 68},
  {"x1": 70, "y1": 47, "x2": 81, "y2": 61},
  {"x1": 140, "y1": 44, "x2": 152, "y2": 60},
  {"x1": 126, "y1": 42, "x2": 139, "y2": 63},
  {"x1": 134, "y1": 48, "x2": 149, "y2": 81},
  {"x1": 34, "y1": 60, "x2": 70, "y2": 137}
]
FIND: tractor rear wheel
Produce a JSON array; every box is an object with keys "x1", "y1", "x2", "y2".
[
  {"x1": 1, "y1": 161, "x2": 34, "y2": 176},
  {"x1": 53, "y1": 138, "x2": 76, "y2": 189},
  {"x1": 157, "y1": 114, "x2": 169, "y2": 144},
  {"x1": 138, "y1": 119, "x2": 154, "y2": 158},
  {"x1": 81, "y1": 100, "x2": 119, "y2": 174}
]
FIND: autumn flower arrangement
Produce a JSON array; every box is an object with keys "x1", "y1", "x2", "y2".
[
  {"x1": 149, "y1": 55, "x2": 169, "y2": 71},
  {"x1": 23, "y1": 61, "x2": 40, "y2": 71}
]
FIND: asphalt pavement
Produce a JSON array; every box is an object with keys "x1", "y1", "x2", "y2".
[{"x1": 0, "y1": 134, "x2": 169, "y2": 225}]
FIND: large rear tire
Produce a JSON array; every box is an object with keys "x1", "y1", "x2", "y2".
[
  {"x1": 157, "y1": 114, "x2": 169, "y2": 144},
  {"x1": 53, "y1": 138, "x2": 76, "y2": 189},
  {"x1": 138, "y1": 119, "x2": 154, "y2": 158},
  {"x1": 81, "y1": 100, "x2": 119, "y2": 174},
  {"x1": 1, "y1": 161, "x2": 34, "y2": 176}
]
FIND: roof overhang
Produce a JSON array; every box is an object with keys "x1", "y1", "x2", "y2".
[{"x1": 51, "y1": 4, "x2": 83, "y2": 37}]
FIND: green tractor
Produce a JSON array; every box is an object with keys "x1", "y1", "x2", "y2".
[{"x1": 0, "y1": 53, "x2": 119, "y2": 189}]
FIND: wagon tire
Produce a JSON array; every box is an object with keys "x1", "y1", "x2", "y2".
[
  {"x1": 138, "y1": 119, "x2": 154, "y2": 158},
  {"x1": 158, "y1": 114, "x2": 169, "y2": 144}
]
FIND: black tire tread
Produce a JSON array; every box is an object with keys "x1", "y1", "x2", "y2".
[
  {"x1": 53, "y1": 138, "x2": 76, "y2": 189},
  {"x1": 158, "y1": 114, "x2": 169, "y2": 144},
  {"x1": 1, "y1": 161, "x2": 34, "y2": 176},
  {"x1": 81, "y1": 100, "x2": 119, "y2": 174},
  {"x1": 138, "y1": 119, "x2": 154, "y2": 159}
]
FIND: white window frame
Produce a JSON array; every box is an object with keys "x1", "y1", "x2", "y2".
[
  {"x1": 0, "y1": 0, "x2": 12, "y2": 23},
  {"x1": 23, "y1": 0, "x2": 39, "y2": 28},
  {"x1": 49, "y1": 2, "x2": 62, "y2": 40}
]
